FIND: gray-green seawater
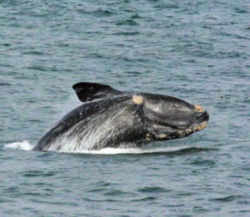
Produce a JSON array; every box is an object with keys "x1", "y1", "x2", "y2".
[{"x1": 0, "y1": 0, "x2": 250, "y2": 216}]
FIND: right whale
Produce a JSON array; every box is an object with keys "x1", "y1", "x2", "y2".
[{"x1": 34, "y1": 82, "x2": 209, "y2": 152}]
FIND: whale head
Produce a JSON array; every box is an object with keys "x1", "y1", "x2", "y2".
[{"x1": 138, "y1": 93, "x2": 209, "y2": 141}]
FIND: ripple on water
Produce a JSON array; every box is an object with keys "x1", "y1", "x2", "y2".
[
  {"x1": 104, "y1": 189, "x2": 132, "y2": 196},
  {"x1": 0, "y1": 82, "x2": 11, "y2": 86},
  {"x1": 76, "y1": 8, "x2": 115, "y2": 17},
  {"x1": 113, "y1": 31, "x2": 140, "y2": 36},
  {"x1": 210, "y1": 195, "x2": 243, "y2": 203},
  {"x1": 20, "y1": 170, "x2": 57, "y2": 178},
  {"x1": 131, "y1": 196, "x2": 157, "y2": 202},
  {"x1": 116, "y1": 19, "x2": 139, "y2": 26},
  {"x1": 190, "y1": 159, "x2": 216, "y2": 167},
  {"x1": 1, "y1": 0, "x2": 250, "y2": 216},
  {"x1": 138, "y1": 186, "x2": 170, "y2": 193}
]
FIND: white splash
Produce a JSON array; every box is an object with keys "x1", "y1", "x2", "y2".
[
  {"x1": 60, "y1": 145, "x2": 191, "y2": 155},
  {"x1": 4, "y1": 140, "x2": 34, "y2": 151},
  {"x1": 3, "y1": 140, "x2": 190, "y2": 155}
]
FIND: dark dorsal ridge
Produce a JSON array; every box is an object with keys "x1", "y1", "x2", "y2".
[{"x1": 72, "y1": 82, "x2": 122, "y2": 102}]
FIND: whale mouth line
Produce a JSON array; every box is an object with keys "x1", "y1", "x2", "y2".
[
  {"x1": 180, "y1": 120, "x2": 208, "y2": 136},
  {"x1": 192, "y1": 121, "x2": 208, "y2": 132},
  {"x1": 154, "y1": 120, "x2": 208, "y2": 140}
]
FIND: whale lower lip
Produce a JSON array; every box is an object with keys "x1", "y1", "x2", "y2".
[
  {"x1": 175, "y1": 121, "x2": 208, "y2": 138},
  {"x1": 195, "y1": 121, "x2": 208, "y2": 131},
  {"x1": 186, "y1": 121, "x2": 208, "y2": 134},
  {"x1": 155, "y1": 120, "x2": 208, "y2": 140}
]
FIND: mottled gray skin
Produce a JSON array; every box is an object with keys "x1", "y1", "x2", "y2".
[{"x1": 34, "y1": 83, "x2": 209, "y2": 152}]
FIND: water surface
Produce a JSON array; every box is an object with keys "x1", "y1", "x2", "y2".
[{"x1": 0, "y1": 0, "x2": 250, "y2": 216}]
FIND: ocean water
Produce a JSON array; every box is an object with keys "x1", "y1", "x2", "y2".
[{"x1": 0, "y1": 0, "x2": 250, "y2": 216}]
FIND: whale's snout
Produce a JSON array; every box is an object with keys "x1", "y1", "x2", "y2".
[
  {"x1": 142, "y1": 95, "x2": 209, "y2": 141},
  {"x1": 192, "y1": 111, "x2": 209, "y2": 132},
  {"x1": 194, "y1": 105, "x2": 209, "y2": 122},
  {"x1": 193, "y1": 105, "x2": 209, "y2": 131}
]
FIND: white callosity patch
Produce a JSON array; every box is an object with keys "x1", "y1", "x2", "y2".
[{"x1": 132, "y1": 95, "x2": 144, "y2": 105}]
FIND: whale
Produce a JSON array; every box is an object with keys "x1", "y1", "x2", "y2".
[{"x1": 33, "y1": 82, "x2": 209, "y2": 152}]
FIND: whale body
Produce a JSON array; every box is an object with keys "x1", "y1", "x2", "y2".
[{"x1": 34, "y1": 82, "x2": 209, "y2": 152}]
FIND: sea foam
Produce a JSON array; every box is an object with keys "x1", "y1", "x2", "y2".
[
  {"x1": 4, "y1": 140, "x2": 190, "y2": 155},
  {"x1": 4, "y1": 140, "x2": 34, "y2": 151}
]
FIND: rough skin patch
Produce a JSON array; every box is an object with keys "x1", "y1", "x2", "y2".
[
  {"x1": 185, "y1": 128, "x2": 193, "y2": 134},
  {"x1": 192, "y1": 121, "x2": 208, "y2": 132},
  {"x1": 196, "y1": 121, "x2": 208, "y2": 131},
  {"x1": 157, "y1": 133, "x2": 168, "y2": 139},
  {"x1": 132, "y1": 95, "x2": 144, "y2": 105},
  {"x1": 146, "y1": 133, "x2": 152, "y2": 141},
  {"x1": 195, "y1": 105, "x2": 205, "y2": 113}
]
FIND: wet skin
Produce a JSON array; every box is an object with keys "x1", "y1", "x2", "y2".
[{"x1": 34, "y1": 82, "x2": 209, "y2": 152}]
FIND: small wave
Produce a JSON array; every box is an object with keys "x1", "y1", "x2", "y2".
[
  {"x1": 4, "y1": 140, "x2": 34, "y2": 151},
  {"x1": 210, "y1": 195, "x2": 242, "y2": 203},
  {"x1": 138, "y1": 186, "x2": 170, "y2": 193}
]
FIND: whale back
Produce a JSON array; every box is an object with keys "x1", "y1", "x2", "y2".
[{"x1": 34, "y1": 95, "x2": 141, "y2": 151}]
